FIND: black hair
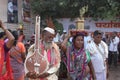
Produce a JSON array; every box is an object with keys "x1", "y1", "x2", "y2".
[
  {"x1": 42, "y1": 30, "x2": 47, "y2": 35},
  {"x1": 8, "y1": 29, "x2": 12, "y2": 32},
  {"x1": 72, "y1": 33, "x2": 84, "y2": 43},
  {"x1": 12, "y1": 31, "x2": 18, "y2": 46},
  {"x1": 20, "y1": 30, "x2": 23, "y2": 32},
  {"x1": 93, "y1": 30, "x2": 102, "y2": 36},
  {"x1": 113, "y1": 31, "x2": 117, "y2": 35},
  {"x1": 0, "y1": 32, "x2": 5, "y2": 39}
]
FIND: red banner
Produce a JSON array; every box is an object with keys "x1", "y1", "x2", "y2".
[{"x1": 95, "y1": 21, "x2": 120, "y2": 28}]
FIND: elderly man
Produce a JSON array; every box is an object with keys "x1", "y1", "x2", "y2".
[
  {"x1": 24, "y1": 27, "x2": 61, "y2": 80},
  {"x1": 86, "y1": 30, "x2": 108, "y2": 80}
]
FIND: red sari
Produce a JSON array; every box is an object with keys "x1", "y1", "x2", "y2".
[{"x1": 0, "y1": 40, "x2": 13, "y2": 80}]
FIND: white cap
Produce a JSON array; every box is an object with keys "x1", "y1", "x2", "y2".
[
  {"x1": 63, "y1": 30, "x2": 66, "y2": 33},
  {"x1": 44, "y1": 27, "x2": 55, "y2": 34}
]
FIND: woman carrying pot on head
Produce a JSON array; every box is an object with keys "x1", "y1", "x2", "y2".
[{"x1": 61, "y1": 30, "x2": 96, "y2": 80}]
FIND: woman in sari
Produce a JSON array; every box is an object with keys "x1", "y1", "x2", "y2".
[
  {"x1": 9, "y1": 31, "x2": 26, "y2": 80},
  {"x1": 61, "y1": 31, "x2": 96, "y2": 80},
  {"x1": 0, "y1": 20, "x2": 15, "y2": 80}
]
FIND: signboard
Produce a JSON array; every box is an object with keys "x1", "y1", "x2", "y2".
[{"x1": 95, "y1": 21, "x2": 120, "y2": 28}]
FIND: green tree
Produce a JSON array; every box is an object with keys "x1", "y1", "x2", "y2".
[
  {"x1": 30, "y1": 0, "x2": 120, "y2": 20},
  {"x1": 87, "y1": 0, "x2": 120, "y2": 20}
]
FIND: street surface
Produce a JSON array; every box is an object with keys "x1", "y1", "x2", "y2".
[
  {"x1": 108, "y1": 63, "x2": 120, "y2": 80},
  {"x1": 25, "y1": 63, "x2": 120, "y2": 80}
]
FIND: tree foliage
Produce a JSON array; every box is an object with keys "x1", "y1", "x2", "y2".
[
  {"x1": 30, "y1": 0, "x2": 120, "y2": 20},
  {"x1": 87, "y1": 0, "x2": 120, "y2": 20},
  {"x1": 30, "y1": 0, "x2": 87, "y2": 18}
]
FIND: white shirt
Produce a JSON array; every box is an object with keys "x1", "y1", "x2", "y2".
[
  {"x1": 8, "y1": 2, "x2": 13, "y2": 13},
  {"x1": 84, "y1": 35, "x2": 92, "y2": 49},
  {"x1": 109, "y1": 36, "x2": 119, "y2": 52},
  {"x1": 60, "y1": 33, "x2": 67, "y2": 42},
  {"x1": 86, "y1": 40, "x2": 108, "y2": 73},
  {"x1": 53, "y1": 33, "x2": 60, "y2": 43}
]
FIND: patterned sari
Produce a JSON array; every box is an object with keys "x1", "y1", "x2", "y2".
[
  {"x1": 9, "y1": 42, "x2": 26, "y2": 80},
  {"x1": 65, "y1": 45, "x2": 88, "y2": 80}
]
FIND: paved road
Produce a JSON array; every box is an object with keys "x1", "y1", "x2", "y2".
[
  {"x1": 25, "y1": 64, "x2": 120, "y2": 80},
  {"x1": 58, "y1": 64, "x2": 120, "y2": 80},
  {"x1": 108, "y1": 63, "x2": 120, "y2": 80}
]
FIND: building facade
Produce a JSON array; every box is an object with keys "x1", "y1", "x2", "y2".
[
  {"x1": 0, "y1": 0, "x2": 120, "y2": 39},
  {"x1": 0, "y1": 0, "x2": 34, "y2": 40}
]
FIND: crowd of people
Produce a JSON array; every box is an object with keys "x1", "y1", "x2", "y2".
[{"x1": 0, "y1": 19, "x2": 120, "y2": 80}]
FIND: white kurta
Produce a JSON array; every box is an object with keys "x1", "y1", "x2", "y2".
[
  {"x1": 109, "y1": 36, "x2": 119, "y2": 52},
  {"x1": 86, "y1": 40, "x2": 108, "y2": 80},
  {"x1": 24, "y1": 42, "x2": 61, "y2": 80}
]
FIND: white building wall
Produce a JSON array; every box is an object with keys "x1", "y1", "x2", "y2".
[
  {"x1": 57, "y1": 18, "x2": 76, "y2": 31},
  {"x1": 0, "y1": 0, "x2": 7, "y2": 22},
  {"x1": 0, "y1": 0, "x2": 23, "y2": 31},
  {"x1": 57, "y1": 18, "x2": 120, "y2": 33},
  {"x1": 0, "y1": 0, "x2": 34, "y2": 40},
  {"x1": 85, "y1": 18, "x2": 120, "y2": 33}
]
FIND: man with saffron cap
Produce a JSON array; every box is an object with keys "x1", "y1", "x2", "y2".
[{"x1": 24, "y1": 27, "x2": 61, "y2": 80}]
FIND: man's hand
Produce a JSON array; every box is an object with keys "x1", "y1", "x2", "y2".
[
  {"x1": 38, "y1": 72, "x2": 50, "y2": 78},
  {"x1": 38, "y1": 65, "x2": 54, "y2": 78},
  {"x1": 26, "y1": 71, "x2": 39, "y2": 79},
  {"x1": 26, "y1": 71, "x2": 51, "y2": 79}
]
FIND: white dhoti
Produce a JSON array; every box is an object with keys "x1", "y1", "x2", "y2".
[
  {"x1": 86, "y1": 41, "x2": 108, "y2": 80},
  {"x1": 96, "y1": 70, "x2": 106, "y2": 80}
]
